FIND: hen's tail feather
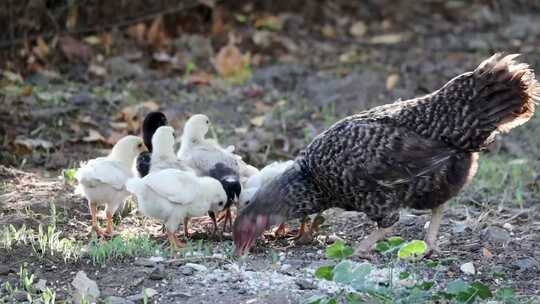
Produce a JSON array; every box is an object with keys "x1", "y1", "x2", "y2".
[{"x1": 420, "y1": 53, "x2": 539, "y2": 151}]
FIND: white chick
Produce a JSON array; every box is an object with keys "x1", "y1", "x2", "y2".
[
  {"x1": 126, "y1": 169, "x2": 227, "y2": 248},
  {"x1": 150, "y1": 126, "x2": 195, "y2": 174},
  {"x1": 238, "y1": 160, "x2": 294, "y2": 209},
  {"x1": 75, "y1": 135, "x2": 146, "y2": 236},
  {"x1": 177, "y1": 114, "x2": 241, "y2": 232}
]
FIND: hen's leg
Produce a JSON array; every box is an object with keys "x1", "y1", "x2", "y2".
[
  {"x1": 354, "y1": 226, "x2": 394, "y2": 256},
  {"x1": 291, "y1": 218, "x2": 314, "y2": 244},
  {"x1": 89, "y1": 202, "x2": 104, "y2": 236},
  {"x1": 310, "y1": 213, "x2": 325, "y2": 235},
  {"x1": 183, "y1": 217, "x2": 191, "y2": 238},
  {"x1": 425, "y1": 204, "x2": 444, "y2": 254}
]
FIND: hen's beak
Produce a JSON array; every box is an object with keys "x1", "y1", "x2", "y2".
[{"x1": 233, "y1": 213, "x2": 269, "y2": 256}]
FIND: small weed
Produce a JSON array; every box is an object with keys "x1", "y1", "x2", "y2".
[
  {"x1": 32, "y1": 224, "x2": 81, "y2": 262},
  {"x1": 87, "y1": 234, "x2": 163, "y2": 265},
  {"x1": 60, "y1": 168, "x2": 77, "y2": 185},
  {"x1": 18, "y1": 263, "x2": 35, "y2": 293},
  {"x1": 1, "y1": 224, "x2": 33, "y2": 250}
]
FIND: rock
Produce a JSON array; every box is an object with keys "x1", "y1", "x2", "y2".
[
  {"x1": 13, "y1": 290, "x2": 28, "y2": 302},
  {"x1": 105, "y1": 296, "x2": 135, "y2": 304},
  {"x1": 71, "y1": 271, "x2": 100, "y2": 303},
  {"x1": 253, "y1": 30, "x2": 273, "y2": 47},
  {"x1": 134, "y1": 258, "x2": 158, "y2": 267},
  {"x1": 149, "y1": 268, "x2": 166, "y2": 280},
  {"x1": 0, "y1": 265, "x2": 13, "y2": 275},
  {"x1": 460, "y1": 262, "x2": 476, "y2": 275},
  {"x1": 184, "y1": 263, "x2": 208, "y2": 272},
  {"x1": 512, "y1": 257, "x2": 539, "y2": 271},
  {"x1": 127, "y1": 288, "x2": 158, "y2": 302},
  {"x1": 295, "y1": 279, "x2": 316, "y2": 290},
  {"x1": 34, "y1": 279, "x2": 47, "y2": 291},
  {"x1": 349, "y1": 21, "x2": 367, "y2": 37},
  {"x1": 179, "y1": 266, "x2": 195, "y2": 276},
  {"x1": 482, "y1": 226, "x2": 510, "y2": 244}
]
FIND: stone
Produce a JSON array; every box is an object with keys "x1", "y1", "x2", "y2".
[
  {"x1": 512, "y1": 257, "x2": 539, "y2": 271},
  {"x1": 295, "y1": 279, "x2": 317, "y2": 290},
  {"x1": 127, "y1": 288, "x2": 158, "y2": 302},
  {"x1": 105, "y1": 296, "x2": 136, "y2": 304},
  {"x1": 134, "y1": 258, "x2": 157, "y2": 267},
  {"x1": 71, "y1": 271, "x2": 100, "y2": 303},
  {"x1": 184, "y1": 263, "x2": 208, "y2": 272},
  {"x1": 460, "y1": 262, "x2": 476, "y2": 275},
  {"x1": 149, "y1": 268, "x2": 166, "y2": 280},
  {"x1": 179, "y1": 266, "x2": 195, "y2": 276},
  {"x1": 482, "y1": 226, "x2": 510, "y2": 244}
]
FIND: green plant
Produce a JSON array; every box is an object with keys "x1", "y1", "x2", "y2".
[
  {"x1": 308, "y1": 241, "x2": 521, "y2": 304},
  {"x1": 61, "y1": 168, "x2": 77, "y2": 185},
  {"x1": 19, "y1": 264, "x2": 35, "y2": 293},
  {"x1": 87, "y1": 234, "x2": 163, "y2": 265}
]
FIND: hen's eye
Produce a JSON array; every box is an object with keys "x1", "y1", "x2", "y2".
[{"x1": 245, "y1": 201, "x2": 250, "y2": 205}]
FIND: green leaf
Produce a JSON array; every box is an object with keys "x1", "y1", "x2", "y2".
[
  {"x1": 315, "y1": 265, "x2": 334, "y2": 281},
  {"x1": 470, "y1": 282, "x2": 492, "y2": 299},
  {"x1": 425, "y1": 260, "x2": 439, "y2": 268},
  {"x1": 332, "y1": 260, "x2": 355, "y2": 284},
  {"x1": 304, "y1": 295, "x2": 326, "y2": 304},
  {"x1": 387, "y1": 236, "x2": 404, "y2": 247},
  {"x1": 417, "y1": 281, "x2": 434, "y2": 291},
  {"x1": 399, "y1": 271, "x2": 410, "y2": 279},
  {"x1": 326, "y1": 240, "x2": 353, "y2": 260},
  {"x1": 446, "y1": 279, "x2": 469, "y2": 295},
  {"x1": 324, "y1": 299, "x2": 337, "y2": 304},
  {"x1": 374, "y1": 241, "x2": 390, "y2": 253},
  {"x1": 495, "y1": 287, "x2": 518, "y2": 303},
  {"x1": 398, "y1": 240, "x2": 427, "y2": 260},
  {"x1": 345, "y1": 293, "x2": 363, "y2": 304}
]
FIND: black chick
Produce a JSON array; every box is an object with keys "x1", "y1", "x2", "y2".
[
  {"x1": 208, "y1": 163, "x2": 242, "y2": 231},
  {"x1": 135, "y1": 111, "x2": 168, "y2": 177},
  {"x1": 233, "y1": 53, "x2": 538, "y2": 256}
]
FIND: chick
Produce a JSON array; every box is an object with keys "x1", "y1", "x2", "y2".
[
  {"x1": 135, "y1": 111, "x2": 168, "y2": 177},
  {"x1": 75, "y1": 135, "x2": 146, "y2": 236},
  {"x1": 126, "y1": 169, "x2": 227, "y2": 248}
]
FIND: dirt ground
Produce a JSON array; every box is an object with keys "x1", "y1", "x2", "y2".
[{"x1": 1, "y1": 1, "x2": 540, "y2": 303}]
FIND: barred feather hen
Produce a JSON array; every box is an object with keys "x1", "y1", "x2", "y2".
[{"x1": 233, "y1": 53, "x2": 538, "y2": 255}]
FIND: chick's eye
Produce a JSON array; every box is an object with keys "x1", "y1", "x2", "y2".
[
  {"x1": 137, "y1": 143, "x2": 142, "y2": 148},
  {"x1": 206, "y1": 120, "x2": 209, "y2": 124},
  {"x1": 218, "y1": 202, "x2": 223, "y2": 206}
]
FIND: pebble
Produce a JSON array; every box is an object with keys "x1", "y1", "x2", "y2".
[
  {"x1": 167, "y1": 291, "x2": 192, "y2": 298},
  {"x1": 149, "y1": 269, "x2": 166, "y2": 280},
  {"x1": 184, "y1": 263, "x2": 208, "y2": 272},
  {"x1": 460, "y1": 262, "x2": 476, "y2": 275},
  {"x1": 179, "y1": 266, "x2": 195, "y2": 276},
  {"x1": 295, "y1": 279, "x2": 317, "y2": 290},
  {"x1": 134, "y1": 258, "x2": 158, "y2": 267},
  {"x1": 105, "y1": 296, "x2": 135, "y2": 304},
  {"x1": 482, "y1": 226, "x2": 510, "y2": 244},
  {"x1": 13, "y1": 291, "x2": 28, "y2": 302},
  {"x1": 0, "y1": 265, "x2": 13, "y2": 275},
  {"x1": 512, "y1": 257, "x2": 539, "y2": 271},
  {"x1": 127, "y1": 288, "x2": 157, "y2": 301}
]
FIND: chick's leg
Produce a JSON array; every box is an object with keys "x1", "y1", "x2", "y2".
[
  {"x1": 167, "y1": 230, "x2": 185, "y2": 250},
  {"x1": 425, "y1": 204, "x2": 444, "y2": 254},
  {"x1": 89, "y1": 202, "x2": 104, "y2": 236},
  {"x1": 104, "y1": 210, "x2": 114, "y2": 236},
  {"x1": 274, "y1": 223, "x2": 287, "y2": 237},
  {"x1": 290, "y1": 218, "x2": 313, "y2": 244},
  {"x1": 354, "y1": 226, "x2": 394, "y2": 256},
  {"x1": 183, "y1": 217, "x2": 191, "y2": 238}
]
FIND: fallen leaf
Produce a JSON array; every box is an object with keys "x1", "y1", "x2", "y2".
[
  {"x1": 59, "y1": 36, "x2": 92, "y2": 61},
  {"x1": 14, "y1": 137, "x2": 54, "y2": 150},
  {"x1": 386, "y1": 74, "x2": 399, "y2": 90},
  {"x1": 212, "y1": 34, "x2": 251, "y2": 83},
  {"x1": 83, "y1": 129, "x2": 106, "y2": 143},
  {"x1": 211, "y1": 6, "x2": 226, "y2": 36},
  {"x1": 100, "y1": 32, "x2": 113, "y2": 54},
  {"x1": 460, "y1": 262, "x2": 475, "y2": 275},
  {"x1": 83, "y1": 36, "x2": 101, "y2": 45},
  {"x1": 482, "y1": 247, "x2": 493, "y2": 258},
  {"x1": 369, "y1": 34, "x2": 404, "y2": 45},
  {"x1": 250, "y1": 115, "x2": 265, "y2": 127},
  {"x1": 184, "y1": 72, "x2": 213, "y2": 86},
  {"x1": 33, "y1": 36, "x2": 50, "y2": 60},
  {"x1": 349, "y1": 21, "x2": 367, "y2": 37},
  {"x1": 69, "y1": 122, "x2": 81, "y2": 133},
  {"x1": 106, "y1": 131, "x2": 127, "y2": 145},
  {"x1": 109, "y1": 122, "x2": 128, "y2": 130},
  {"x1": 254, "y1": 101, "x2": 272, "y2": 113},
  {"x1": 19, "y1": 85, "x2": 33, "y2": 97},
  {"x1": 66, "y1": 4, "x2": 78, "y2": 31},
  {"x1": 88, "y1": 64, "x2": 107, "y2": 77},
  {"x1": 119, "y1": 101, "x2": 160, "y2": 132},
  {"x1": 2, "y1": 70, "x2": 23, "y2": 83},
  {"x1": 321, "y1": 24, "x2": 336, "y2": 38},
  {"x1": 255, "y1": 15, "x2": 282, "y2": 31},
  {"x1": 127, "y1": 23, "x2": 147, "y2": 46}
]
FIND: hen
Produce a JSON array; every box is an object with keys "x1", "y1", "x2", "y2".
[
  {"x1": 75, "y1": 135, "x2": 146, "y2": 236},
  {"x1": 233, "y1": 53, "x2": 538, "y2": 255}
]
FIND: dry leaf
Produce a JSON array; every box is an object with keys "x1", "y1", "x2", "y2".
[
  {"x1": 482, "y1": 247, "x2": 493, "y2": 258},
  {"x1": 184, "y1": 72, "x2": 213, "y2": 86},
  {"x1": 106, "y1": 131, "x2": 127, "y2": 145},
  {"x1": 254, "y1": 15, "x2": 282, "y2": 31},
  {"x1": 84, "y1": 36, "x2": 101, "y2": 45},
  {"x1": 119, "y1": 101, "x2": 160, "y2": 132},
  {"x1": 321, "y1": 24, "x2": 336, "y2": 38},
  {"x1": 66, "y1": 4, "x2": 78, "y2": 31},
  {"x1": 19, "y1": 85, "x2": 33, "y2": 97},
  {"x1": 254, "y1": 101, "x2": 271, "y2": 113},
  {"x1": 147, "y1": 16, "x2": 169, "y2": 50},
  {"x1": 15, "y1": 137, "x2": 54, "y2": 150},
  {"x1": 34, "y1": 36, "x2": 50, "y2": 60},
  {"x1": 212, "y1": 35, "x2": 251, "y2": 83},
  {"x1": 100, "y1": 32, "x2": 113, "y2": 54},
  {"x1": 386, "y1": 74, "x2": 399, "y2": 90},
  {"x1": 59, "y1": 36, "x2": 92, "y2": 61},
  {"x1": 83, "y1": 129, "x2": 106, "y2": 143},
  {"x1": 349, "y1": 21, "x2": 367, "y2": 37},
  {"x1": 69, "y1": 122, "x2": 81, "y2": 133},
  {"x1": 88, "y1": 64, "x2": 107, "y2": 77},
  {"x1": 250, "y1": 115, "x2": 265, "y2": 127},
  {"x1": 211, "y1": 6, "x2": 226, "y2": 36},
  {"x1": 109, "y1": 122, "x2": 128, "y2": 130},
  {"x1": 127, "y1": 23, "x2": 147, "y2": 46}
]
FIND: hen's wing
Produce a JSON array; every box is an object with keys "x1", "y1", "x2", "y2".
[
  {"x1": 305, "y1": 119, "x2": 455, "y2": 194},
  {"x1": 143, "y1": 169, "x2": 199, "y2": 205},
  {"x1": 76, "y1": 158, "x2": 131, "y2": 190}
]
